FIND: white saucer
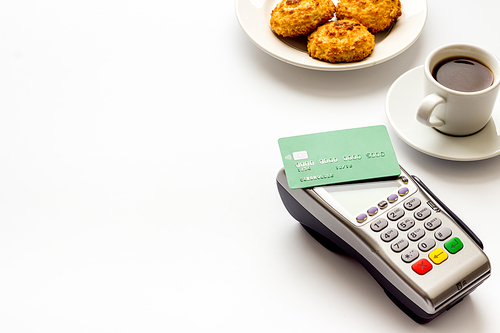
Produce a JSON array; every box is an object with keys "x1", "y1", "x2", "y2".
[
  {"x1": 386, "y1": 66, "x2": 500, "y2": 161},
  {"x1": 235, "y1": 0, "x2": 427, "y2": 71}
]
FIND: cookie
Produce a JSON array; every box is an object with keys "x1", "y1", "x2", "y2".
[
  {"x1": 307, "y1": 20, "x2": 375, "y2": 63},
  {"x1": 270, "y1": 0, "x2": 336, "y2": 37}
]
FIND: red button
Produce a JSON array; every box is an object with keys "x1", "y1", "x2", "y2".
[{"x1": 412, "y1": 259, "x2": 433, "y2": 275}]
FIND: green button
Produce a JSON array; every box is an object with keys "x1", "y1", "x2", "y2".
[{"x1": 445, "y1": 237, "x2": 463, "y2": 254}]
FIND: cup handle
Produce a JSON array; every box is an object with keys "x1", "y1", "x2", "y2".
[{"x1": 416, "y1": 94, "x2": 446, "y2": 127}]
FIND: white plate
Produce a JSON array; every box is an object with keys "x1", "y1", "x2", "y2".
[
  {"x1": 235, "y1": 0, "x2": 428, "y2": 71},
  {"x1": 386, "y1": 66, "x2": 500, "y2": 161}
]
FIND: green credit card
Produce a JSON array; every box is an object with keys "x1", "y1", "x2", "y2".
[{"x1": 278, "y1": 125, "x2": 401, "y2": 189}]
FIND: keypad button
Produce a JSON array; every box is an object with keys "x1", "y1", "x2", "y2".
[
  {"x1": 387, "y1": 194, "x2": 398, "y2": 203},
  {"x1": 370, "y1": 218, "x2": 388, "y2": 232},
  {"x1": 381, "y1": 228, "x2": 399, "y2": 242},
  {"x1": 356, "y1": 213, "x2": 368, "y2": 223},
  {"x1": 427, "y1": 201, "x2": 440, "y2": 212},
  {"x1": 414, "y1": 207, "x2": 432, "y2": 220},
  {"x1": 391, "y1": 238, "x2": 409, "y2": 253},
  {"x1": 429, "y1": 248, "x2": 448, "y2": 264},
  {"x1": 418, "y1": 238, "x2": 436, "y2": 252},
  {"x1": 397, "y1": 218, "x2": 415, "y2": 231},
  {"x1": 402, "y1": 249, "x2": 419, "y2": 263},
  {"x1": 387, "y1": 207, "x2": 405, "y2": 221},
  {"x1": 445, "y1": 237, "x2": 463, "y2": 254},
  {"x1": 412, "y1": 259, "x2": 433, "y2": 275},
  {"x1": 435, "y1": 227, "x2": 452, "y2": 241},
  {"x1": 367, "y1": 206, "x2": 378, "y2": 216},
  {"x1": 404, "y1": 197, "x2": 421, "y2": 211},
  {"x1": 408, "y1": 227, "x2": 426, "y2": 241},
  {"x1": 424, "y1": 217, "x2": 442, "y2": 231},
  {"x1": 378, "y1": 200, "x2": 388, "y2": 209},
  {"x1": 398, "y1": 187, "x2": 409, "y2": 196}
]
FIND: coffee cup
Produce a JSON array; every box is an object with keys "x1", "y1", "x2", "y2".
[{"x1": 416, "y1": 44, "x2": 500, "y2": 136}]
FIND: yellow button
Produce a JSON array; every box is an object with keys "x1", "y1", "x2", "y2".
[{"x1": 429, "y1": 248, "x2": 448, "y2": 265}]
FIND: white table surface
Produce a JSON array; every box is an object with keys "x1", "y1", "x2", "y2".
[{"x1": 1, "y1": 1, "x2": 499, "y2": 332}]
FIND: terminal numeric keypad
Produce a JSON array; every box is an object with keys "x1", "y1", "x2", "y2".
[{"x1": 368, "y1": 190, "x2": 464, "y2": 276}]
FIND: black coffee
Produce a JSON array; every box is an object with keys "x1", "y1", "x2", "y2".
[{"x1": 432, "y1": 57, "x2": 493, "y2": 92}]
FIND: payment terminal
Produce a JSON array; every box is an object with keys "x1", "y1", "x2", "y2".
[{"x1": 276, "y1": 166, "x2": 491, "y2": 323}]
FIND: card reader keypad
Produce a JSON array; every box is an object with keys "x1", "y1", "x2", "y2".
[{"x1": 368, "y1": 189, "x2": 464, "y2": 276}]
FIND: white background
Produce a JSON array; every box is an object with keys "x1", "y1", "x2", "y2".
[{"x1": 1, "y1": 0, "x2": 499, "y2": 332}]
